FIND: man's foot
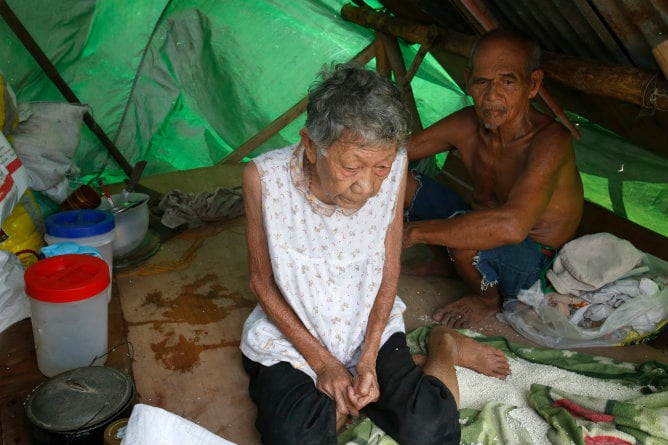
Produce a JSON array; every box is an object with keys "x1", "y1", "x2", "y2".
[
  {"x1": 430, "y1": 325, "x2": 510, "y2": 379},
  {"x1": 432, "y1": 294, "x2": 499, "y2": 328}
]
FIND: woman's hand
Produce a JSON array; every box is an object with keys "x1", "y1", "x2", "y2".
[
  {"x1": 314, "y1": 359, "x2": 358, "y2": 417},
  {"x1": 348, "y1": 359, "x2": 380, "y2": 411}
]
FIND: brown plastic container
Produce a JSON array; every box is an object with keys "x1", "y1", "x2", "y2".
[{"x1": 60, "y1": 185, "x2": 102, "y2": 211}]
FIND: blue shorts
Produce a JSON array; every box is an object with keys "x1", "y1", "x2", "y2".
[{"x1": 405, "y1": 171, "x2": 554, "y2": 299}]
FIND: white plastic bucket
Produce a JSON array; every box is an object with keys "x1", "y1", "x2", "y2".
[
  {"x1": 44, "y1": 209, "x2": 115, "y2": 276},
  {"x1": 24, "y1": 254, "x2": 111, "y2": 377},
  {"x1": 98, "y1": 192, "x2": 150, "y2": 257}
]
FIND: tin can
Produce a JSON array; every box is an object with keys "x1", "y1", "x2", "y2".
[{"x1": 104, "y1": 418, "x2": 129, "y2": 445}]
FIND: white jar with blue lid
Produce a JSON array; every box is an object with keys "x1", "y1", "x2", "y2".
[{"x1": 44, "y1": 209, "x2": 116, "y2": 277}]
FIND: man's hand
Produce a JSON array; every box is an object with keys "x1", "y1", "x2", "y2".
[
  {"x1": 314, "y1": 359, "x2": 359, "y2": 417},
  {"x1": 348, "y1": 360, "x2": 380, "y2": 411},
  {"x1": 402, "y1": 222, "x2": 417, "y2": 249}
]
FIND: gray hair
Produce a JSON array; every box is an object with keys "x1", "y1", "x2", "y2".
[
  {"x1": 469, "y1": 29, "x2": 541, "y2": 75},
  {"x1": 305, "y1": 63, "x2": 409, "y2": 154}
]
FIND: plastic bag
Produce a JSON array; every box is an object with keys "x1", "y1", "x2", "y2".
[
  {"x1": 10, "y1": 101, "x2": 88, "y2": 203},
  {"x1": 502, "y1": 253, "x2": 668, "y2": 348},
  {"x1": 0, "y1": 130, "x2": 29, "y2": 225},
  {"x1": 0, "y1": 249, "x2": 30, "y2": 334},
  {"x1": 0, "y1": 190, "x2": 44, "y2": 267}
]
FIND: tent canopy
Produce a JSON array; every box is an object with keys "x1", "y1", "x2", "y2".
[{"x1": 0, "y1": 0, "x2": 665, "y2": 237}]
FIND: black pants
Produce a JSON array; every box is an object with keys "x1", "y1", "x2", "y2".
[{"x1": 242, "y1": 332, "x2": 460, "y2": 445}]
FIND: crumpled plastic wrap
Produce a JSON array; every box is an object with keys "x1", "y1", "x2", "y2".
[
  {"x1": 503, "y1": 253, "x2": 668, "y2": 348},
  {"x1": 158, "y1": 187, "x2": 244, "y2": 229}
]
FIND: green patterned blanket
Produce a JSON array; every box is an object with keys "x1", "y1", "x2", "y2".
[{"x1": 338, "y1": 326, "x2": 668, "y2": 445}]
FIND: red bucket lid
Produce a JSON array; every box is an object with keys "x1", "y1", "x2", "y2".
[{"x1": 25, "y1": 254, "x2": 110, "y2": 303}]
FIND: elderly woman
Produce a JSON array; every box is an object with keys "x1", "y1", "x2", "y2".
[{"x1": 240, "y1": 64, "x2": 506, "y2": 445}]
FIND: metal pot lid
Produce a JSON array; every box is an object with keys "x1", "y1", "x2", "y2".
[{"x1": 25, "y1": 366, "x2": 135, "y2": 432}]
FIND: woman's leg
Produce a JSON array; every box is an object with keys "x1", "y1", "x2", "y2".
[
  {"x1": 363, "y1": 332, "x2": 461, "y2": 445},
  {"x1": 242, "y1": 356, "x2": 337, "y2": 445}
]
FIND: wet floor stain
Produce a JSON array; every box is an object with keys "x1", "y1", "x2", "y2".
[
  {"x1": 151, "y1": 334, "x2": 238, "y2": 373},
  {"x1": 128, "y1": 273, "x2": 255, "y2": 372},
  {"x1": 131, "y1": 273, "x2": 254, "y2": 326}
]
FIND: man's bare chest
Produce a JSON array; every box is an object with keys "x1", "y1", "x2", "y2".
[{"x1": 461, "y1": 147, "x2": 528, "y2": 205}]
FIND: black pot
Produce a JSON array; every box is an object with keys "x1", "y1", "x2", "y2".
[{"x1": 24, "y1": 366, "x2": 135, "y2": 445}]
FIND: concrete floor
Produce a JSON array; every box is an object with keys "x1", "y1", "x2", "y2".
[
  {"x1": 108, "y1": 163, "x2": 668, "y2": 445},
  {"x1": 2, "y1": 163, "x2": 665, "y2": 444}
]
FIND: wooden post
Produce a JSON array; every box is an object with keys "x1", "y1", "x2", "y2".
[
  {"x1": 404, "y1": 26, "x2": 439, "y2": 86},
  {"x1": 377, "y1": 32, "x2": 423, "y2": 134},
  {"x1": 374, "y1": 32, "x2": 391, "y2": 78}
]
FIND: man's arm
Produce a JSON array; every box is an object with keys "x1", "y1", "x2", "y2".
[
  {"x1": 407, "y1": 110, "x2": 472, "y2": 162},
  {"x1": 243, "y1": 162, "x2": 358, "y2": 416},
  {"x1": 404, "y1": 124, "x2": 573, "y2": 250}
]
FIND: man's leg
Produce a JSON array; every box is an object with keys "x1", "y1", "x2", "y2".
[
  {"x1": 432, "y1": 248, "x2": 502, "y2": 327},
  {"x1": 242, "y1": 355, "x2": 338, "y2": 445},
  {"x1": 433, "y1": 239, "x2": 553, "y2": 327},
  {"x1": 363, "y1": 331, "x2": 461, "y2": 445}
]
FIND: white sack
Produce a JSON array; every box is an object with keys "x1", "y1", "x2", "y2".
[
  {"x1": 0, "y1": 250, "x2": 30, "y2": 334},
  {"x1": 121, "y1": 404, "x2": 237, "y2": 445},
  {"x1": 0, "y1": 131, "x2": 29, "y2": 225}
]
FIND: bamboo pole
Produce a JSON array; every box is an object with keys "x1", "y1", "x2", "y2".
[
  {"x1": 341, "y1": 4, "x2": 668, "y2": 112},
  {"x1": 540, "y1": 54, "x2": 667, "y2": 110},
  {"x1": 374, "y1": 32, "x2": 391, "y2": 77},
  {"x1": 221, "y1": 43, "x2": 376, "y2": 164},
  {"x1": 377, "y1": 32, "x2": 423, "y2": 133}
]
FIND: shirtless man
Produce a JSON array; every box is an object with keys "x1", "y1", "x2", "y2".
[{"x1": 403, "y1": 29, "x2": 584, "y2": 328}]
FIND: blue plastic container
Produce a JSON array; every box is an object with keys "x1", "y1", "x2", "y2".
[{"x1": 44, "y1": 209, "x2": 115, "y2": 276}]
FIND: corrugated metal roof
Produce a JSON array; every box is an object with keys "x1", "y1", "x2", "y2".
[
  {"x1": 379, "y1": 0, "x2": 667, "y2": 71},
  {"x1": 487, "y1": 0, "x2": 666, "y2": 70}
]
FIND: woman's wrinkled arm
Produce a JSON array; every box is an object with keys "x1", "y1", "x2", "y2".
[
  {"x1": 350, "y1": 161, "x2": 407, "y2": 410},
  {"x1": 243, "y1": 162, "x2": 358, "y2": 416}
]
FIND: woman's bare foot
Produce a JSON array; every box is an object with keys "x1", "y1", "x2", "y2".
[
  {"x1": 432, "y1": 294, "x2": 500, "y2": 328},
  {"x1": 430, "y1": 325, "x2": 510, "y2": 379}
]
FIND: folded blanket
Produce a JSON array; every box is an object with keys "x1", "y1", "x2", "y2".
[
  {"x1": 530, "y1": 384, "x2": 668, "y2": 445},
  {"x1": 338, "y1": 326, "x2": 668, "y2": 445}
]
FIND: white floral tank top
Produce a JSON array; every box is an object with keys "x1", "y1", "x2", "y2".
[{"x1": 240, "y1": 143, "x2": 407, "y2": 381}]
